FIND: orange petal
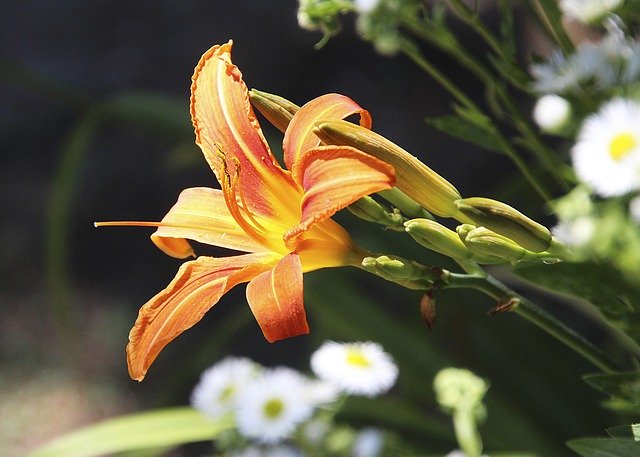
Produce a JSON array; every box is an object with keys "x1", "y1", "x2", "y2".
[
  {"x1": 190, "y1": 41, "x2": 299, "y2": 218},
  {"x1": 126, "y1": 253, "x2": 276, "y2": 381},
  {"x1": 245, "y1": 253, "x2": 309, "y2": 343},
  {"x1": 151, "y1": 187, "x2": 266, "y2": 258},
  {"x1": 285, "y1": 145, "x2": 395, "y2": 246},
  {"x1": 282, "y1": 93, "x2": 372, "y2": 182}
]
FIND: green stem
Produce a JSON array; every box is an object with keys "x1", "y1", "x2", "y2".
[
  {"x1": 527, "y1": 0, "x2": 574, "y2": 55},
  {"x1": 448, "y1": 0, "x2": 508, "y2": 61},
  {"x1": 398, "y1": 38, "x2": 480, "y2": 113},
  {"x1": 445, "y1": 273, "x2": 622, "y2": 373},
  {"x1": 401, "y1": 15, "x2": 569, "y2": 193},
  {"x1": 398, "y1": 37, "x2": 552, "y2": 201}
]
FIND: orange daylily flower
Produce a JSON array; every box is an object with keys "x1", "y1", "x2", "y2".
[{"x1": 102, "y1": 41, "x2": 396, "y2": 381}]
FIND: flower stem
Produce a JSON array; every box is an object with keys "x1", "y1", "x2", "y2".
[{"x1": 444, "y1": 272, "x2": 622, "y2": 373}]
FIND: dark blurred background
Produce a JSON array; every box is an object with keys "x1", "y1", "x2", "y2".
[{"x1": 1, "y1": 1, "x2": 614, "y2": 456}]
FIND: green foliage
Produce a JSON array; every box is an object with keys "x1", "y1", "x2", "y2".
[
  {"x1": 584, "y1": 372, "x2": 640, "y2": 412},
  {"x1": 567, "y1": 438, "x2": 640, "y2": 457},
  {"x1": 27, "y1": 407, "x2": 232, "y2": 457}
]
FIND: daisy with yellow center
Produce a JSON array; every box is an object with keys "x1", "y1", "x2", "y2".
[
  {"x1": 571, "y1": 98, "x2": 640, "y2": 197},
  {"x1": 310, "y1": 341, "x2": 398, "y2": 397}
]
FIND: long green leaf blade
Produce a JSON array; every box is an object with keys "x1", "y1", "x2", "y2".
[{"x1": 27, "y1": 407, "x2": 232, "y2": 457}]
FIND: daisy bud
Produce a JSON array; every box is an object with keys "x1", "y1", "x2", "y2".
[
  {"x1": 433, "y1": 367, "x2": 488, "y2": 417},
  {"x1": 454, "y1": 197, "x2": 552, "y2": 252},
  {"x1": 404, "y1": 218, "x2": 473, "y2": 260},
  {"x1": 348, "y1": 196, "x2": 403, "y2": 227},
  {"x1": 533, "y1": 94, "x2": 571, "y2": 133},
  {"x1": 249, "y1": 89, "x2": 300, "y2": 133},
  {"x1": 314, "y1": 120, "x2": 467, "y2": 220}
]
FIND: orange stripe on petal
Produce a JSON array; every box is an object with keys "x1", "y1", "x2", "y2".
[
  {"x1": 283, "y1": 93, "x2": 372, "y2": 183},
  {"x1": 245, "y1": 253, "x2": 309, "y2": 343},
  {"x1": 190, "y1": 41, "x2": 298, "y2": 218},
  {"x1": 127, "y1": 253, "x2": 276, "y2": 381},
  {"x1": 151, "y1": 187, "x2": 267, "y2": 257},
  {"x1": 285, "y1": 145, "x2": 395, "y2": 246}
]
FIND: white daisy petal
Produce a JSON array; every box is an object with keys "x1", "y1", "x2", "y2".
[
  {"x1": 235, "y1": 368, "x2": 316, "y2": 444},
  {"x1": 559, "y1": 0, "x2": 623, "y2": 24},
  {"x1": 190, "y1": 357, "x2": 261, "y2": 420},
  {"x1": 310, "y1": 341, "x2": 398, "y2": 397},
  {"x1": 571, "y1": 98, "x2": 640, "y2": 197}
]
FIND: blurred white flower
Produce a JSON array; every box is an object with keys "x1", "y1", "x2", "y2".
[
  {"x1": 552, "y1": 217, "x2": 596, "y2": 247},
  {"x1": 571, "y1": 98, "x2": 640, "y2": 196},
  {"x1": 352, "y1": 427, "x2": 385, "y2": 457},
  {"x1": 559, "y1": 0, "x2": 623, "y2": 24},
  {"x1": 229, "y1": 446, "x2": 304, "y2": 457},
  {"x1": 190, "y1": 357, "x2": 260, "y2": 420},
  {"x1": 533, "y1": 94, "x2": 571, "y2": 132},
  {"x1": 444, "y1": 451, "x2": 488, "y2": 457},
  {"x1": 629, "y1": 196, "x2": 640, "y2": 223},
  {"x1": 236, "y1": 367, "x2": 316, "y2": 444},
  {"x1": 354, "y1": 0, "x2": 381, "y2": 13},
  {"x1": 310, "y1": 341, "x2": 398, "y2": 397}
]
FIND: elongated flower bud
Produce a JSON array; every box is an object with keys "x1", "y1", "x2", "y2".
[
  {"x1": 348, "y1": 196, "x2": 403, "y2": 227},
  {"x1": 405, "y1": 218, "x2": 472, "y2": 260},
  {"x1": 361, "y1": 255, "x2": 436, "y2": 289},
  {"x1": 462, "y1": 226, "x2": 528, "y2": 262},
  {"x1": 314, "y1": 120, "x2": 467, "y2": 220},
  {"x1": 249, "y1": 89, "x2": 300, "y2": 132},
  {"x1": 454, "y1": 197, "x2": 552, "y2": 252}
]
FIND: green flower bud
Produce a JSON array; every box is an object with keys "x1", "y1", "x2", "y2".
[
  {"x1": 348, "y1": 196, "x2": 403, "y2": 227},
  {"x1": 455, "y1": 197, "x2": 552, "y2": 252},
  {"x1": 249, "y1": 89, "x2": 300, "y2": 133},
  {"x1": 313, "y1": 119, "x2": 468, "y2": 220},
  {"x1": 361, "y1": 255, "x2": 435, "y2": 290},
  {"x1": 463, "y1": 226, "x2": 528, "y2": 262},
  {"x1": 405, "y1": 218, "x2": 472, "y2": 260},
  {"x1": 433, "y1": 367, "x2": 488, "y2": 417}
]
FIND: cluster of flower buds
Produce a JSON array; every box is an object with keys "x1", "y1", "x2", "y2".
[{"x1": 249, "y1": 89, "x2": 571, "y2": 268}]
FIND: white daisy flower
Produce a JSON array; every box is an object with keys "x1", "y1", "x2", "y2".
[
  {"x1": 559, "y1": 0, "x2": 623, "y2": 24},
  {"x1": 310, "y1": 341, "x2": 398, "y2": 397},
  {"x1": 235, "y1": 367, "x2": 316, "y2": 444},
  {"x1": 533, "y1": 94, "x2": 571, "y2": 133},
  {"x1": 190, "y1": 357, "x2": 261, "y2": 420},
  {"x1": 571, "y1": 98, "x2": 640, "y2": 197}
]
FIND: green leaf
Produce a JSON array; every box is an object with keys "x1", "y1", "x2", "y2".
[
  {"x1": 27, "y1": 407, "x2": 233, "y2": 457},
  {"x1": 607, "y1": 424, "x2": 640, "y2": 441},
  {"x1": 425, "y1": 115, "x2": 502, "y2": 153},
  {"x1": 583, "y1": 372, "x2": 640, "y2": 405},
  {"x1": 567, "y1": 438, "x2": 640, "y2": 457},
  {"x1": 514, "y1": 261, "x2": 640, "y2": 316}
]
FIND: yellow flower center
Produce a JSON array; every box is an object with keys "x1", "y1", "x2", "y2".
[
  {"x1": 263, "y1": 398, "x2": 284, "y2": 419},
  {"x1": 346, "y1": 349, "x2": 371, "y2": 368},
  {"x1": 219, "y1": 385, "x2": 234, "y2": 403},
  {"x1": 609, "y1": 132, "x2": 637, "y2": 161}
]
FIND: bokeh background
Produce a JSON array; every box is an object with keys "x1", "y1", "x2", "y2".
[{"x1": 1, "y1": 1, "x2": 615, "y2": 455}]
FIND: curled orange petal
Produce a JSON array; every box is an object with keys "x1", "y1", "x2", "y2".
[
  {"x1": 190, "y1": 41, "x2": 299, "y2": 219},
  {"x1": 245, "y1": 253, "x2": 309, "y2": 342},
  {"x1": 285, "y1": 145, "x2": 395, "y2": 247},
  {"x1": 283, "y1": 93, "x2": 372, "y2": 182},
  {"x1": 126, "y1": 253, "x2": 276, "y2": 381}
]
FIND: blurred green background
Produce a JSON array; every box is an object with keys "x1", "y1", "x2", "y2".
[{"x1": 0, "y1": 1, "x2": 616, "y2": 455}]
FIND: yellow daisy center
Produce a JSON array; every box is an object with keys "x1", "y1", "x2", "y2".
[
  {"x1": 263, "y1": 398, "x2": 284, "y2": 419},
  {"x1": 609, "y1": 132, "x2": 637, "y2": 161},
  {"x1": 345, "y1": 349, "x2": 371, "y2": 368}
]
